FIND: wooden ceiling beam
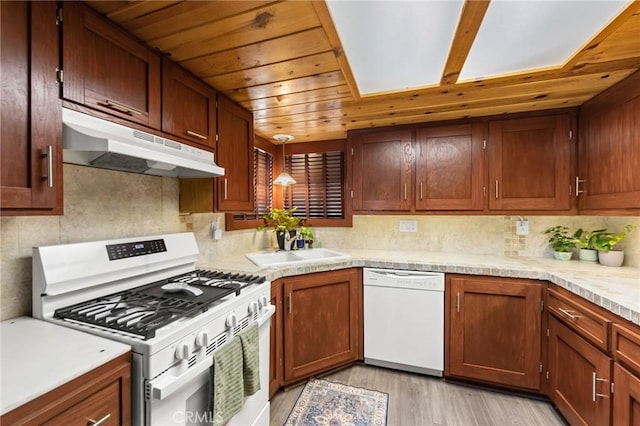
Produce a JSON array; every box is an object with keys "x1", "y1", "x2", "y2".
[{"x1": 440, "y1": 0, "x2": 490, "y2": 86}]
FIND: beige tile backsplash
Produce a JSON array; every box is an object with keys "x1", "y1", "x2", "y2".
[
  {"x1": 0, "y1": 165, "x2": 187, "y2": 320},
  {"x1": 1, "y1": 165, "x2": 638, "y2": 320}
]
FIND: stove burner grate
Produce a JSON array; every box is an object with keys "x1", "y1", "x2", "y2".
[{"x1": 52, "y1": 269, "x2": 266, "y2": 340}]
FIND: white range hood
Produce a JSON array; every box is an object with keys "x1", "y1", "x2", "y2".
[{"x1": 62, "y1": 108, "x2": 224, "y2": 178}]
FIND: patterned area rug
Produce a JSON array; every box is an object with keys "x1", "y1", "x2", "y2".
[{"x1": 284, "y1": 377, "x2": 388, "y2": 426}]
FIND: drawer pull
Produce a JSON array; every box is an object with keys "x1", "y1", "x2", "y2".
[
  {"x1": 87, "y1": 413, "x2": 111, "y2": 426},
  {"x1": 558, "y1": 308, "x2": 579, "y2": 320},
  {"x1": 97, "y1": 99, "x2": 144, "y2": 116},
  {"x1": 185, "y1": 130, "x2": 207, "y2": 140}
]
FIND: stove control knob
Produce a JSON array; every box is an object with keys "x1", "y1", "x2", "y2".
[
  {"x1": 259, "y1": 295, "x2": 269, "y2": 308},
  {"x1": 226, "y1": 313, "x2": 237, "y2": 328},
  {"x1": 175, "y1": 341, "x2": 192, "y2": 361},
  {"x1": 195, "y1": 331, "x2": 209, "y2": 348},
  {"x1": 248, "y1": 301, "x2": 259, "y2": 315}
]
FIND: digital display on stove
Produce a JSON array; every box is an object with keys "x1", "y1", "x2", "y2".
[{"x1": 106, "y1": 239, "x2": 167, "y2": 261}]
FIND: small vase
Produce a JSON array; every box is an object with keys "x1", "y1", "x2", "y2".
[
  {"x1": 553, "y1": 251, "x2": 572, "y2": 261},
  {"x1": 598, "y1": 250, "x2": 624, "y2": 267},
  {"x1": 578, "y1": 248, "x2": 598, "y2": 263}
]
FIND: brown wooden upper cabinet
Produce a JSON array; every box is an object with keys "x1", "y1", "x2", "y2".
[
  {"x1": 61, "y1": 2, "x2": 161, "y2": 129},
  {"x1": 415, "y1": 123, "x2": 485, "y2": 211},
  {"x1": 161, "y1": 59, "x2": 217, "y2": 150},
  {"x1": 577, "y1": 71, "x2": 640, "y2": 211},
  {"x1": 1, "y1": 1, "x2": 63, "y2": 216},
  {"x1": 352, "y1": 129, "x2": 413, "y2": 211},
  {"x1": 488, "y1": 114, "x2": 572, "y2": 211},
  {"x1": 216, "y1": 95, "x2": 254, "y2": 212}
]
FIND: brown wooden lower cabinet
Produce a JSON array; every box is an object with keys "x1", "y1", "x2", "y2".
[
  {"x1": 1, "y1": 352, "x2": 131, "y2": 425},
  {"x1": 548, "y1": 316, "x2": 611, "y2": 426},
  {"x1": 613, "y1": 363, "x2": 640, "y2": 426},
  {"x1": 446, "y1": 275, "x2": 542, "y2": 390},
  {"x1": 269, "y1": 279, "x2": 284, "y2": 399},
  {"x1": 278, "y1": 268, "x2": 362, "y2": 385}
]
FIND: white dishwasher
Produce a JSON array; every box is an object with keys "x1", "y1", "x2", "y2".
[{"x1": 363, "y1": 267, "x2": 444, "y2": 377}]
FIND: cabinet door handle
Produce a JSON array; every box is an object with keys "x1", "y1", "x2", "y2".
[
  {"x1": 288, "y1": 293, "x2": 292, "y2": 314},
  {"x1": 87, "y1": 413, "x2": 111, "y2": 426},
  {"x1": 420, "y1": 182, "x2": 423, "y2": 200},
  {"x1": 592, "y1": 372, "x2": 609, "y2": 401},
  {"x1": 41, "y1": 145, "x2": 54, "y2": 188},
  {"x1": 224, "y1": 178, "x2": 228, "y2": 200},
  {"x1": 97, "y1": 99, "x2": 144, "y2": 116},
  {"x1": 495, "y1": 180, "x2": 499, "y2": 199},
  {"x1": 558, "y1": 308, "x2": 579, "y2": 320},
  {"x1": 186, "y1": 130, "x2": 207, "y2": 140},
  {"x1": 575, "y1": 176, "x2": 586, "y2": 197},
  {"x1": 456, "y1": 292, "x2": 460, "y2": 313},
  {"x1": 404, "y1": 183, "x2": 407, "y2": 201}
]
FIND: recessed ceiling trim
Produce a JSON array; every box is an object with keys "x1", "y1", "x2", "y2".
[
  {"x1": 459, "y1": 0, "x2": 630, "y2": 81},
  {"x1": 312, "y1": 1, "x2": 361, "y2": 100},
  {"x1": 561, "y1": 1, "x2": 640, "y2": 72}
]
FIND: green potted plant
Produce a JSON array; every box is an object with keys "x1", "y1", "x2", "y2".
[
  {"x1": 299, "y1": 226, "x2": 314, "y2": 248},
  {"x1": 544, "y1": 226, "x2": 576, "y2": 261},
  {"x1": 258, "y1": 208, "x2": 305, "y2": 250},
  {"x1": 572, "y1": 228, "x2": 607, "y2": 263},
  {"x1": 592, "y1": 224, "x2": 635, "y2": 267}
]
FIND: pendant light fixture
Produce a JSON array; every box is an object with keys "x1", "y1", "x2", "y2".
[{"x1": 273, "y1": 134, "x2": 296, "y2": 186}]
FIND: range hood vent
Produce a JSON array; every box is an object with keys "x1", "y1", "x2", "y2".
[{"x1": 62, "y1": 108, "x2": 224, "y2": 178}]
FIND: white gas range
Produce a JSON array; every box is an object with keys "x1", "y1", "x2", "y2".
[{"x1": 32, "y1": 232, "x2": 274, "y2": 426}]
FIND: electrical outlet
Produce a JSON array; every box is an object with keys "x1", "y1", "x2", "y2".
[
  {"x1": 399, "y1": 220, "x2": 418, "y2": 233},
  {"x1": 516, "y1": 219, "x2": 529, "y2": 235}
]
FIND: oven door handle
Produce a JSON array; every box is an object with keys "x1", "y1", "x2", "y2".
[
  {"x1": 149, "y1": 306, "x2": 275, "y2": 401},
  {"x1": 150, "y1": 357, "x2": 212, "y2": 401}
]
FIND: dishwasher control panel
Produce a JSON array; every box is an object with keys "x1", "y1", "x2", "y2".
[{"x1": 363, "y1": 268, "x2": 444, "y2": 291}]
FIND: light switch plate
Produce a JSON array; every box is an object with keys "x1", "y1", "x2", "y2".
[
  {"x1": 516, "y1": 219, "x2": 529, "y2": 235},
  {"x1": 399, "y1": 220, "x2": 418, "y2": 233}
]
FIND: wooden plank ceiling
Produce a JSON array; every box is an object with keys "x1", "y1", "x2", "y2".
[{"x1": 84, "y1": 0, "x2": 640, "y2": 144}]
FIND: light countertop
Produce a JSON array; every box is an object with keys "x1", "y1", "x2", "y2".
[
  {"x1": 0, "y1": 316, "x2": 131, "y2": 416},
  {"x1": 198, "y1": 249, "x2": 640, "y2": 325}
]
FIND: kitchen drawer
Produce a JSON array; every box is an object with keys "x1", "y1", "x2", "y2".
[
  {"x1": 44, "y1": 380, "x2": 121, "y2": 426},
  {"x1": 547, "y1": 288, "x2": 611, "y2": 351},
  {"x1": 612, "y1": 323, "x2": 640, "y2": 376}
]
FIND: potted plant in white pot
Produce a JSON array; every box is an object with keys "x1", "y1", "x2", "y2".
[
  {"x1": 544, "y1": 226, "x2": 576, "y2": 261},
  {"x1": 592, "y1": 224, "x2": 635, "y2": 267},
  {"x1": 572, "y1": 228, "x2": 607, "y2": 263}
]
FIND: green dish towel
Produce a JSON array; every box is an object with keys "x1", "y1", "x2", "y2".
[
  {"x1": 238, "y1": 322, "x2": 261, "y2": 396},
  {"x1": 211, "y1": 337, "x2": 244, "y2": 426}
]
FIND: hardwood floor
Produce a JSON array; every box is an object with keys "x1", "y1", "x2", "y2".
[{"x1": 270, "y1": 364, "x2": 567, "y2": 425}]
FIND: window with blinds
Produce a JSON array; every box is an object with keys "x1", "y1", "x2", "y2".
[
  {"x1": 283, "y1": 151, "x2": 344, "y2": 222},
  {"x1": 232, "y1": 148, "x2": 273, "y2": 221}
]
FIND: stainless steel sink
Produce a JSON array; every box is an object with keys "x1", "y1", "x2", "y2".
[{"x1": 245, "y1": 248, "x2": 350, "y2": 267}]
